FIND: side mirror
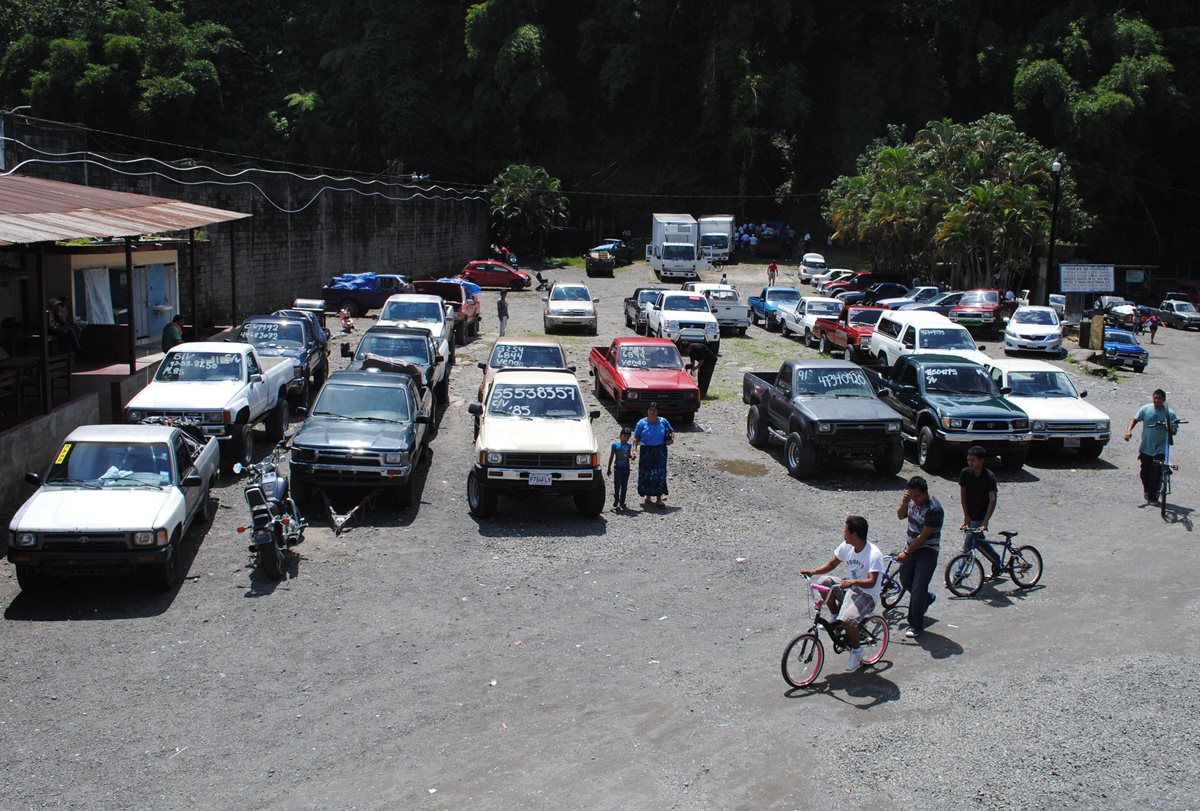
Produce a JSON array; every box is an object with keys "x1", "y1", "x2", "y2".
[
  {"x1": 250, "y1": 373, "x2": 264, "y2": 383},
  {"x1": 415, "y1": 415, "x2": 430, "y2": 425},
  {"x1": 593, "y1": 298, "x2": 600, "y2": 303},
  {"x1": 182, "y1": 473, "x2": 203, "y2": 488},
  {"x1": 293, "y1": 406, "x2": 308, "y2": 416},
  {"x1": 978, "y1": 345, "x2": 988, "y2": 351},
  {"x1": 24, "y1": 472, "x2": 41, "y2": 486},
  {"x1": 589, "y1": 409, "x2": 601, "y2": 420},
  {"x1": 340, "y1": 344, "x2": 352, "y2": 357},
  {"x1": 467, "y1": 403, "x2": 483, "y2": 416},
  {"x1": 1000, "y1": 386, "x2": 1012, "y2": 395},
  {"x1": 433, "y1": 355, "x2": 444, "y2": 363},
  {"x1": 541, "y1": 296, "x2": 549, "y2": 302},
  {"x1": 477, "y1": 361, "x2": 486, "y2": 369},
  {"x1": 231, "y1": 463, "x2": 244, "y2": 475},
  {"x1": 898, "y1": 384, "x2": 916, "y2": 395},
  {"x1": 1080, "y1": 390, "x2": 1088, "y2": 399},
  {"x1": 568, "y1": 365, "x2": 577, "y2": 373}
]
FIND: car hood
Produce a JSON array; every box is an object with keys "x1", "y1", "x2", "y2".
[
  {"x1": 293, "y1": 415, "x2": 413, "y2": 452},
  {"x1": 247, "y1": 345, "x2": 304, "y2": 360},
  {"x1": 1105, "y1": 340, "x2": 1146, "y2": 353},
  {"x1": 479, "y1": 417, "x2": 597, "y2": 454},
  {"x1": 548, "y1": 301, "x2": 595, "y2": 314},
  {"x1": 618, "y1": 368, "x2": 697, "y2": 390},
  {"x1": 796, "y1": 395, "x2": 901, "y2": 421},
  {"x1": 127, "y1": 380, "x2": 244, "y2": 410},
  {"x1": 1007, "y1": 396, "x2": 1108, "y2": 422},
  {"x1": 925, "y1": 393, "x2": 1025, "y2": 418},
  {"x1": 1005, "y1": 323, "x2": 1060, "y2": 337},
  {"x1": 925, "y1": 349, "x2": 991, "y2": 365},
  {"x1": 377, "y1": 319, "x2": 447, "y2": 341},
  {"x1": 11, "y1": 488, "x2": 178, "y2": 532},
  {"x1": 876, "y1": 297, "x2": 914, "y2": 308}
]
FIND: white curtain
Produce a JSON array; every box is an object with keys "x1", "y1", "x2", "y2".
[{"x1": 82, "y1": 267, "x2": 114, "y2": 324}]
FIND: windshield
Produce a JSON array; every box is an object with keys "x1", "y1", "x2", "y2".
[
  {"x1": 156, "y1": 351, "x2": 242, "y2": 382},
  {"x1": 807, "y1": 301, "x2": 842, "y2": 316},
  {"x1": 1012, "y1": 309, "x2": 1059, "y2": 326},
  {"x1": 1007, "y1": 371, "x2": 1077, "y2": 398},
  {"x1": 662, "y1": 295, "x2": 711, "y2": 312},
  {"x1": 380, "y1": 300, "x2": 442, "y2": 322},
  {"x1": 767, "y1": 289, "x2": 801, "y2": 304},
  {"x1": 488, "y1": 343, "x2": 566, "y2": 369},
  {"x1": 912, "y1": 288, "x2": 939, "y2": 302},
  {"x1": 312, "y1": 383, "x2": 411, "y2": 422},
  {"x1": 1174, "y1": 302, "x2": 1197, "y2": 313},
  {"x1": 637, "y1": 289, "x2": 665, "y2": 304},
  {"x1": 618, "y1": 345, "x2": 682, "y2": 369},
  {"x1": 487, "y1": 383, "x2": 585, "y2": 418},
  {"x1": 47, "y1": 441, "x2": 173, "y2": 487},
  {"x1": 926, "y1": 293, "x2": 959, "y2": 306},
  {"x1": 237, "y1": 322, "x2": 305, "y2": 352},
  {"x1": 804, "y1": 260, "x2": 827, "y2": 270},
  {"x1": 923, "y1": 366, "x2": 994, "y2": 395},
  {"x1": 794, "y1": 367, "x2": 874, "y2": 398},
  {"x1": 849, "y1": 309, "x2": 883, "y2": 326},
  {"x1": 662, "y1": 245, "x2": 696, "y2": 261},
  {"x1": 1107, "y1": 330, "x2": 1137, "y2": 344},
  {"x1": 551, "y1": 286, "x2": 591, "y2": 302},
  {"x1": 700, "y1": 235, "x2": 728, "y2": 248},
  {"x1": 355, "y1": 334, "x2": 430, "y2": 364},
  {"x1": 919, "y1": 328, "x2": 976, "y2": 350},
  {"x1": 960, "y1": 291, "x2": 999, "y2": 305}
]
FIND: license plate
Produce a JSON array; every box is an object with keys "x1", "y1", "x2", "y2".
[
  {"x1": 528, "y1": 473, "x2": 553, "y2": 486},
  {"x1": 1064, "y1": 437, "x2": 1081, "y2": 448}
]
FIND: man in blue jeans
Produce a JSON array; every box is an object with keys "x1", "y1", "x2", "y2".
[{"x1": 896, "y1": 475, "x2": 942, "y2": 639}]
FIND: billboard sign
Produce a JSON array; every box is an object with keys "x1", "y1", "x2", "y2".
[{"x1": 1060, "y1": 264, "x2": 1114, "y2": 293}]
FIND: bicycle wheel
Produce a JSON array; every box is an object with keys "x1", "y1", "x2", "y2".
[
  {"x1": 781, "y1": 633, "x2": 824, "y2": 688},
  {"x1": 944, "y1": 554, "x2": 983, "y2": 597},
  {"x1": 1160, "y1": 471, "x2": 1170, "y2": 518},
  {"x1": 1009, "y1": 545, "x2": 1043, "y2": 588},
  {"x1": 880, "y1": 572, "x2": 904, "y2": 609},
  {"x1": 857, "y1": 616, "x2": 889, "y2": 666}
]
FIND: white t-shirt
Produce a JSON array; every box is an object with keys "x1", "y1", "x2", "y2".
[{"x1": 834, "y1": 541, "x2": 884, "y2": 602}]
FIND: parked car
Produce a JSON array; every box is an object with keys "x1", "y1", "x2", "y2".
[
  {"x1": 477, "y1": 337, "x2": 569, "y2": 403},
  {"x1": 867, "y1": 310, "x2": 990, "y2": 368},
  {"x1": 876, "y1": 286, "x2": 941, "y2": 310},
  {"x1": 234, "y1": 315, "x2": 328, "y2": 405},
  {"x1": 747, "y1": 286, "x2": 802, "y2": 330},
  {"x1": 322, "y1": 272, "x2": 410, "y2": 317},
  {"x1": 901, "y1": 290, "x2": 966, "y2": 316},
  {"x1": 864, "y1": 354, "x2": 1032, "y2": 471},
  {"x1": 777, "y1": 296, "x2": 843, "y2": 347},
  {"x1": 288, "y1": 370, "x2": 434, "y2": 508},
  {"x1": 412, "y1": 279, "x2": 482, "y2": 345},
  {"x1": 459, "y1": 260, "x2": 533, "y2": 290},
  {"x1": 862, "y1": 282, "x2": 911, "y2": 305},
  {"x1": 1101, "y1": 327, "x2": 1148, "y2": 372},
  {"x1": 343, "y1": 325, "x2": 450, "y2": 402},
  {"x1": 1048, "y1": 294, "x2": 1066, "y2": 318},
  {"x1": 948, "y1": 289, "x2": 1013, "y2": 334},
  {"x1": 645, "y1": 291, "x2": 721, "y2": 351},
  {"x1": 983, "y1": 358, "x2": 1110, "y2": 461},
  {"x1": 585, "y1": 250, "x2": 616, "y2": 278},
  {"x1": 743, "y1": 359, "x2": 904, "y2": 477},
  {"x1": 274, "y1": 299, "x2": 331, "y2": 349},
  {"x1": 810, "y1": 268, "x2": 854, "y2": 289},
  {"x1": 7, "y1": 423, "x2": 219, "y2": 591},
  {"x1": 679, "y1": 283, "x2": 751, "y2": 334},
  {"x1": 812, "y1": 306, "x2": 884, "y2": 362},
  {"x1": 822, "y1": 271, "x2": 876, "y2": 296},
  {"x1": 1158, "y1": 299, "x2": 1200, "y2": 330},
  {"x1": 377, "y1": 294, "x2": 456, "y2": 365},
  {"x1": 543, "y1": 282, "x2": 599, "y2": 335},
  {"x1": 590, "y1": 238, "x2": 633, "y2": 265},
  {"x1": 1003, "y1": 305, "x2": 1064, "y2": 356},
  {"x1": 466, "y1": 369, "x2": 605, "y2": 518},
  {"x1": 624, "y1": 285, "x2": 671, "y2": 334},
  {"x1": 588, "y1": 336, "x2": 700, "y2": 423},
  {"x1": 797, "y1": 253, "x2": 828, "y2": 283}
]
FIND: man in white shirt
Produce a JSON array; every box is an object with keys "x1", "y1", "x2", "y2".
[{"x1": 798, "y1": 515, "x2": 884, "y2": 671}]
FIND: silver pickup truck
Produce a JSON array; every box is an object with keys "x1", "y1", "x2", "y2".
[{"x1": 680, "y1": 283, "x2": 751, "y2": 335}]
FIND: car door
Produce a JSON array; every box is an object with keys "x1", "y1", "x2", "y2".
[
  {"x1": 769, "y1": 366, "x2": 792, "y2": 431},
  {"x1": 893, "y1": 362, "x2": 922, "y2": 431},
  {"x1": 245, "y1": 351, "x2": 271, "y2": 417},
  {"x1": 173, "y1": 432, "x2": 201, "y2": 520}
]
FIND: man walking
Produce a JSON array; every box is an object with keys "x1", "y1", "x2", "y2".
[
  {"x1": 497, "y1": 291, "x2": 509, "y2": 337},
  {"x1": 1124, "y1": 388, "x2": 1182, "y2": 503},
  {"x1": 959, "y1": 446, "x2": 1004, "y2": 579},
  {"x1": 684, "y1": 341, "x2": 719, "y2": 398},
  {"x1": 895, "y1": 476, "x2": 942, "y2": 639},
  {"x1": 767, "y1": 262, "x2": 778, "y2": 286}
]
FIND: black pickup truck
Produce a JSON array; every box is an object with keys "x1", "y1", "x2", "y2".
[
  {"x1": 864, "y1": 354, "x2": 1032, "y2": 471},
  {"x1": 234, "y1": 315, "x2": 329, "y2": 405},
  {"x1": 623, "y1": 285, "x2": 670, "y2": 334},
  {"x1": 742, "y1": 359, "x2": 905, "y2": 477},
  {"x1": 341, "y1": 325, "x2": 450, "y2": 403}
]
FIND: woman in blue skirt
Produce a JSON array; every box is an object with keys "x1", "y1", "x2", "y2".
[{"x1": 631, "y1": 403, "x2": 674, "y2": 507}]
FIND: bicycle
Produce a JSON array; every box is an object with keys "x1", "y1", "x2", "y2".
[
  {"x1": 878, "y1": 553, "x2": 905, "y2": 610},
  {"x1": 781, "y1": 576, "x2": 890, "y2": 688},
  {"x1": 944, "y1": 529, "x2": 1042, "y2": 597},
  {"x1": 1153, "y1": 418, "x2": 1187, "y2": 518}
]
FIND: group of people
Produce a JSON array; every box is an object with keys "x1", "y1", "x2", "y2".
[
  {"x1": 606, "y1": 403, "x2": 672, "y2": 511},
  {"x1": 797, "y1": 388, "x2": 1182, "y2": 672}
]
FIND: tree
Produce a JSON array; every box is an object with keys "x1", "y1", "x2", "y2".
[{"x1": 489, "y1": 163, "x2": 568, "y2": 257}]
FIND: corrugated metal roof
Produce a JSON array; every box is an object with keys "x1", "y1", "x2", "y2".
[{"x1": 0, "y1": 174, "x2": 250, "y2": 245}]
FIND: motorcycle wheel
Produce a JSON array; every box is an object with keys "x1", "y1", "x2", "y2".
[{"x1": 259, "y1": 533, "x2": 286, "y2": 581}]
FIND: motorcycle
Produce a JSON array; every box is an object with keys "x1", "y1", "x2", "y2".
[{"x1": 234, "y1": 442, "x2": 305, "y2": 580}]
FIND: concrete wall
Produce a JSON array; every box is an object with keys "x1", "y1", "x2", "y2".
[
  {"x1": 106, "y1": 360, "x2": 162, "y2": 423},
  {"x1": 2, "y1": 116, "x2": 490, "y2": 328},
  {"x1": 0, "y1": 394, "x2": 101, "y2": 532}
]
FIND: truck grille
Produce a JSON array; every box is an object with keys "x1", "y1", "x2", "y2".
[
  {"x1": 41, "y1": 532, "x2": 128, "y2": 551},
  {"x1": 831, "y1": 422, "x2": 889, "y2": 433},
  {"x1": 139, "y1": 410, "x2": 219, "y2": 421},
  {"x1": 315, "y1": 450, "x2": 382, "y2": 466},
  {"x1": 678, "y1": 322, "x2": 708, "y2": 330},
  {"x1": 968, "y1": 420, "x2": 1016, "y2": 432},
  {"x1": 1048, "y1": 422, "x2": 1098, "y2": 432},
  {"x1": 637, "y1": 390, "x2": 690, "y2": 402},
  {"x1": 502, "y1": 452, "x2": 585, "y2": 468}
]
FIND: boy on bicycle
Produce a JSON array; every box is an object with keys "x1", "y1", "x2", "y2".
[
  {"x1": 1124, "y1": 389, "x2": 1182, "y2": 504},
  {"x1": 797, "y1": 515, "x2": 884, "y2": 671}
]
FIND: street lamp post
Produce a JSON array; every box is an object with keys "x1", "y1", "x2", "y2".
[{"x1": 1042, "y1": 156, "x2": 1063, "y2": 307}]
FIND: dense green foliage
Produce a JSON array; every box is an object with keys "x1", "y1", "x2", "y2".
[
  {"x1": 489, "y1": 163, "x2": 567, "y2": 255},
  {"x1": 1, "y1": 1, "x2": 1197, "y2": 265}
]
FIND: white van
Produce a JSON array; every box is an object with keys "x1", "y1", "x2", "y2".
[{"x1": 868, "y1": 310, "x2": 990, "y2": 368}]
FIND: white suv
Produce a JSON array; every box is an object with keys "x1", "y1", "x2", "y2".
[
  {"x1": 868, "y1": 310, "x2": 990, "y2": 368},
  {"x1": 543, "y1": 283, "x2": 598, "y2": 335},
  {"x1": 798, "y1": 253, "x2": 827, "y2": 283}
]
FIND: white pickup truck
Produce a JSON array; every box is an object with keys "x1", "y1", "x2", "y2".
[
  {"x1": 6, "y1": 423, "x2": 220, "y2": 591},
  {"x1": 125, "y1": 342, "x2": 293, "y2": 471},
  {"x1": 645, "y1": 291, "x2": 722, "y2": 353},
  {"x1": 680, "y1": 282, "x2": 751, "y2": 335}
]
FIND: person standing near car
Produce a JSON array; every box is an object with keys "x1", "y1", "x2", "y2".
[
  {"x1": 959, "y1": 446, "x2": 1004, "y2": 579},
  {"x1": 767, "y1": 262, "x2": 778, "y2": 286},
  {"x1": 895, "y1": 476, "x2": 942, "y2": 639},
  {"x1": 1124, "y1": 388, "x2": 1181, "y2": 504},
  {"x1": 683, "y1": 341, "x2": 718, "y2": 398},
  {"x1": 630, "y1": 403, "x2": 673, "y2": 508},
  {"x1": 497, "y1": 290, "x2": 509, "y2": 337}
]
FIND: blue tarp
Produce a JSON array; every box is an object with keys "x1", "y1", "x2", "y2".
[
  {"x1": 327, "y1": 272, "x2": 378, "y2": 290},
  {"x1": 439, "y1": 277, "x2": 482, "y2": 297}
]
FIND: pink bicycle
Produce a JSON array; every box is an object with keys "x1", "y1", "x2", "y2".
[{"x1": 781, "y1": 575, "x2": 890, "y2": 688}]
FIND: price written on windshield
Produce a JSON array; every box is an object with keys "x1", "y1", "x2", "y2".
[
  {"x1": 493, "y1": 345, "x2": 525, "y2": 367},
  {"x1": 492, "y1": 386, "x2": 578, "y2": 402}
]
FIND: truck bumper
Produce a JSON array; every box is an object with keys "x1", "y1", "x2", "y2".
[
  {"x1": 545, "y1": 315, "x2": 598, "y2": 329},
  {"x1": 618, "y1": 397, "x2": 700, "y2": 418},
  {"x1": 474, "y1": 465, "x2": 599, "y2": 493},
  {"x1": 8, "y1": 543, "x2": 172, "y2": 574},
  {"x1": 291, "y1": 462, "x2": 413, "y2": 488},
  {"x1": 660, "y1": 327, "x2": 719, "y2": 345},
  {"x1": 939, "y1": 431, "x2": 1032, "y2": 454}
]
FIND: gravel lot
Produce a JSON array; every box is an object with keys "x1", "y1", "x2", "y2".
[{"x1": 2, "y1": 260, "x2": 1196, "y2": 810}]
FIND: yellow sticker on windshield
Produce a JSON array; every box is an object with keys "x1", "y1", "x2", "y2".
[{"x1": 54, "y1": 443, "x2": 71, "y2": 464}]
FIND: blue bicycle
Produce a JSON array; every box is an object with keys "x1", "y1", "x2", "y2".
[
  {"x1": 878, "y1": 553, "x2": 905, "y2": 609},
  {"x1": 944, "y1": 529, "x2": 1042, "y2": 597},
  {"x1": 1153, "y1": 417, "x2": 1187, "y2": 518}
]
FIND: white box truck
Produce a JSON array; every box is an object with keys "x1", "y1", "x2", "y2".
[
  {"x1": 646, "y1": 213, "x2": 706, "y2": 279},
  {"x1": 698, "y1": 215, "x2": 735, "y2": 264}
]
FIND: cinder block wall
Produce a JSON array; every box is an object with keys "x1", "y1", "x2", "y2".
[{"x1": 3, "y1": 117, "x2": 489, "y2": 326}]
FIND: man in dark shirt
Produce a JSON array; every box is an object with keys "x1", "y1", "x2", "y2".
[
  {"x1": 959, "y1": 445, "x2": 1003, "y2": 578},
  {"x1": 683, "y1": 341, "x2": 718, "y2": 398},
  {"x1": 895, "y1": 475, "x2": 942, "y2": 639},
  {"x1": 497, "y1": 291, "x2": 509, "y2": 337}
]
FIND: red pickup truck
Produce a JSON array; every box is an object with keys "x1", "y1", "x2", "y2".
[
  {"x1": 588, "y1": 336, "x2": 700, "y2": 423},
  {"x1": 411, "y1": 280, "x2": 482, "y2": 345},
  {"x1": 812, "y1": 306, "x2": 884, "y2": 362},
  {"x1": 948, "y1": 289, "x2": 1015, "y2": 336}
]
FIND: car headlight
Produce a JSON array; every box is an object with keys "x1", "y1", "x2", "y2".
[
  {"x1": 816, "y1": 422, "x2": 832, "y2": 433},
  {"x1": 886, "y1": 422, "x2": 900, "y2": 433},
  {"x1": 133, "y1": 529, "x2": 169, "y2": 546},
  {"x1": 14, "y1": 531, "x2": 36, "y2": 547},
  {"x1": 705, "y1": 323, "x2": 718, "y2": 333},
  {"x1": 128, "y1": 410, "x2": 143, "y2": 422},
  {"x1": 1031, "y1": 421, "x2": 1046, "y2": 431},
  {"x1": 486, "y1": 451, "x2": 503, "y2": 465},
  {"x1": 665, "y1": 320, "x2": 679, "y2": 330},
  {"x1": 383, "y1": 452, "x2": 409, "y2": 465},
  {"x1": 685, "y1": 391, "x2": 698, "y2": 400},
  {"x1": 575, "y1": 453, "x2": 592, "y2": 466},
  {"x1": 627, "y1": 391, "x2": 639, "y2": 400},
  {"x1": 1013, "y1": 419, "x2": 1029, "y2": 430},
  {"x1": 1097, "y1": 420, "x2": 1110, "y2": 431},
  {"x1": 941, "y1": 417, "x2": 966, "y2": 429}
]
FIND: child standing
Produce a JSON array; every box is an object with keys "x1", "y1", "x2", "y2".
[
  {"x1": 767, "y1": 262, "x2": 778, "y2": 286},
  {"x1": 607, "y1": 428, "x2": 632, "y2": 511}
]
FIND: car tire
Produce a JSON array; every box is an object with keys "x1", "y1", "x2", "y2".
[
  {"x1": 396, "y1": 474, "x2": 416, "y2": 510},
  {"x1": 221, "y1": 425, "x2": 254, "y2": 474},
  {"x1": 151, "y1": 532, "x2": 181, "y2": 592},
  {"x1": 574, "y1": 478, "x2": 606, "y2": 517},
  {"x1": 265, "y1": 398, "x2": 289, "y2": 442},
  {"x1": 746, "y1": 406, "x2": 769, "y2": 448},
  {"x1": 784, "y1": 431, "x2": 816, "y2": 478},
  {"x1": 780, "y1": 319, "x2": 790, "y2": 337},
  {"x1": 917, "y1": 425, "x2": 943, "y2": 472},
  {"x1": 874, "y1": 440, "x2": 904, "y2": 476},
  {"x1": 804, "y1": 328, "x2": 814, "y2": 348},
  {"x1": 1003, "y1": 450, "x2": 1027, "y2": 471},
  {"x1": 818, "y1": 333, "x2": 831, "y2": 355},
  {"x1": 467, "y1": 470, "x2": 498, "y2": 518},
  {"x1": 15, "y1": 564, "x2": 43, "y2": 593},
  {"x1": 197, "y1": 481, "x2": 214, "y2": 524}
]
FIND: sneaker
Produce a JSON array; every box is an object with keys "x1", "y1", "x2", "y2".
[
  {"x1": 927, "y1": 592, "x2": 936, "y2": 606},
  {"x1": 905, "y1": 629, "x2": 922, "y2": 639},
  {"x1": 1144, "y1": 493, "x2": 1156, "y2": 504},
  {"x1": 844, "y1": 647, "x2": 864, "y2": 671}
]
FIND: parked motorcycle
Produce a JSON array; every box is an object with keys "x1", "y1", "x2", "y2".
[{"x1": 234, "y1": 442, "x2": 305, "y2": 580}]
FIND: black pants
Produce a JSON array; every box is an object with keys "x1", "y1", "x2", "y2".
[
  {"x1": 696, "y1": 360, "x2": 716, "y2": 397},
  {"x1": 1140, "y1": 452, "x2": 1165, "y2": 499},
  {"x1": 899, "y1": 547, "x2": 938, "y2": 633}
]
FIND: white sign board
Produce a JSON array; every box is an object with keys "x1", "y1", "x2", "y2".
[{"x1": 1060, "y1": 264, "x2": 1114, "y2": 293}]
